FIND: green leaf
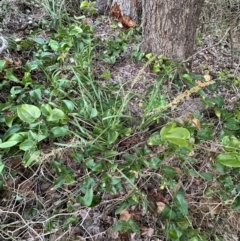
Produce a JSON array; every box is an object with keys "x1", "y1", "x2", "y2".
[
  {"x1": 30, "y1": 89, "x2": 42, "y2": 101},
  {"x1": 50, "y1": 126, "x2": 70, "y2": 138},
  {"x1": 173, "y1": 187, "x2": 188, "y2": 216},
  {"x1": 3, "y1": 125, "x2": 21, "y2": 141},
  {"x1": 77, "y1": 188, "x2": 93, "y2": 207},
  {"x1": 200, "y1": 172, "x2": 214, "y2": 181},
  {"x1": 0, "y1": 162, "x2": 5, "y2": 174},
  {"x1": 197, "y1": 128, "x2": 213, "y2": 140},
  {"x1": 0, "y1": 60, "x2": 6, "y2": 71},
  {"x1": 61, "y1": 100, "x2": 75, "y2": 112},
  {"x1": 168, "y1": 229, "x2": 183, "y2": 239},
  {"x1": 161, "y1": 125, "x2": 190, "y2": 147},
  {"x1": 32, "y1": 37, "x2": 46, "y2": 45},
  {"x1": 63, "y1": 216, "x2": 78, "y2": 229},
  {"x1": 19, "y1": 139, "x2": 35, "y2": 151},
  {"x1": 0, "y1": 140, "x2": 19, "y2": 148},
  {"x1": 128, "y1": 219, "x2": 140, "y2": 234},
  {"x1": 100, "y1": 70, "x2": 111, "y2": 79},
  {"x1": 232, "y1": 196, "x2": 240, "y2": 211},
  {"x1": 48, "y1": 39, "x2": 59, "y2": 51},
  {"x1": 147, "y1": 132, "x2": 163, "y2": 145},
  {"x1": 17, "y1": 104, "x2": 41, "y2": 123},
  {"x1": 162, "y1": 166, "x2": 177, "y2": 178},
  {"x1": 69, "y1": 25, "x2": 83, "y2": 36},
  {"x1": 107, "y1": 129, "x2": 119, "y2": 144},
  {"x1": 90, "y1": 108, "x2": 98, "y2": 118},
  {"x1": 80, "y1": 0, "x2": 89, "y2": 8},
  {"x1": 176, "y1": 217, "x2": 189, "y2": 229},
  {"x1": 149, "y1": 157, "x2": 162, "y2": 169},
  {"x1": 23, "y1": 150, "x2": 40, "y2": 167},
  {"x1": 5, "y1": 68, "x2": 21, "y2": 83},
  {"x1": 5, "y1": 116, "x2": 15, "y2": 128},
  {"x1": 222, "y1": 136, "x2": 240, "y2": 152},
  {"x1": 47, "y1": 108, "x2": 67, "y2": 123},
  {"x1": 216, "y1": 152, "x2": 240, "y2": 167}
]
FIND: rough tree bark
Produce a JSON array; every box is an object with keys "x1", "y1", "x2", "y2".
[{"x1": 141, "y1": 0, "x2": 205, "y2": 61}]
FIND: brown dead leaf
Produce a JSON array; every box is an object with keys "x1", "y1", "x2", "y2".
[
  {"x1": 120, "y1": 210, "x2": 131, "y2": 221},
  {"x1": 111, "y1": 2, "x2": 122, "y2": 19},
  {"x1": 156, "y1": 202, "x2": 165, "y2": 213},
  {"x1": 120, "y1": 15, "x2": 138, "y2": 28},
  {"x1": 110, "y1": 3, "x2": 137, "y2": 28},
  {"x1": 141, "y1": 227, "x2": 154, "y2": 237},
  {"x1": 189, "y1": 118, "x2": 201, "y2": 130},
  {"x1": 204, "y1": 74, "x2": 211, "y2": 82}
]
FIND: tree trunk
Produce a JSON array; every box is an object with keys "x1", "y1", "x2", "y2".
[
  {"x1": 141, "y1": 0, "x2": 204, "y2": 61},
  {"x1": 111, "y1": 0, "x2": 140, "y2": 23}
]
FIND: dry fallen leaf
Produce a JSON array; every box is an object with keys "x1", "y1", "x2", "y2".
[
  {"x1": 204, "y1": 74, "x2": 211, "y2": 82},
  {"x1": 156, "y1": 202, "x2": 165, "y2": 213},
  {"x1": 111, "y1": 2, "x2": 122, "y2": 19},
  {"x1": 110, "y1": 2, "x2": 137, "y2": 28},
  {"x1": 120, "y1": 209, "x2": 131, "y2": 221},
  {"x1": 120, "y1": 15, "x2": 138, "y2": 28},
  {"x1": 141, "y1": 227, "x2": 154, "y2": 237}
]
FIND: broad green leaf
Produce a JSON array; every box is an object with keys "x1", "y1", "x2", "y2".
[
  {"x1": 19, "y1": 139, "x2": 35, "y2": 151},
  {"x1": 48, "y1": 39, "x2": 59, "y2": 51},
  {"x1": 17, "y1": 104, "x2": 41, "y2": 123},
  {"x1": 52, "y1": 175, "x2": 66, "y2": 189},
  {"x1": 0, "y1": 162, "x2": 4, "y2": 173},
  {"x1": 224, "y1": 120, "x2": 240, "y2": 131},
  {"x1": 0, "y1": 140, "x2": 19, "y2": 148},
  {"x1": 63, "y1": 216, "x2": 78, "y2": 229},
  {"x1": 197, "y1": 128, "x2": 213, "y2": 140},
  {"x1": 232, "y1": 196, "x2": 240, "y2": 211},
  {"x1": 28, "y1": 129, "x2": 47, "y2": 142},
  {"x1": 168, "y1": 229, "x2": 183, "y2": 239},
  {"x1": 162, "y1": 166, "x2": 177, "y2": 178},
  {"x1": 80, "y1": 1, "x2": 89, "y2": 8},
  {"x1": 41, "y1": 104, "x2": 52, "y2": 116},
  {"x1": 173, "y1": 187, "x2": 188, "y2": 216},
  {"x1": 8, "y1": 132, "x2": 28, "y2": 142},
  {"x1": 216, "y1": 152, "x2": 240, "y2": 167},
  {"x1": 61, "y1": 100, "x2": 74, "y2": 112},
  {"x1": 200, "y1": 172, "x2": 214, "y2": 181},
  {"x1": 149, "y1": 157, "x2": 162, "y2": 169},
  {"x1": 147, "y1": 132, "x2": 163, "y2": 145},
  {"x1": 3, "y1": 125, "x2": 21, "y2": 141},
  {"x1": 107, "y1": 129, "x2": 119, "y2": 144},
  {"x1": 128, "y1": 219, "x2": 140, "y2": 234},
  {"x1": 161, "y1": 126, "x2": 190, "y2": 147},
  {"x1": 83, "y1": 188, "x2": 93, "y2": 206},
  {"x1": 30, "y1": 89, "x2": 42, "y2": 101},
  {"x1": 0, "y1": 60, "x2": 6, "y2": 71},
  {"x1": 32, "y1": 37, "x2": 45, "y2": 45},
  {"x1": 5, "y1": 68, "x2": 21, "y2": 83},
  {"x1": 23, "y1": 150, "x2": 40, "y2": 167},
  {"x1": 90, "y1": 108, "x2": 98, "y2": 118},
  {"x1": 64, "y1": 174, "x2": 74, "y2": 184},
  {"x1": 160, "y1": 122, "x2": 176, "y2": 137},
  {"x1": 47, "y1": 108, "x2": 67, "y2": 123},
  {"x1": 176, "y1": 217, "x2": 189, "y2": 229},
  {"x1": 5, "y1": 116, "x2": 15, "y2": 128},
  {"x1": 69, "y1": 25, "x2": 83, "y2": 36},
  {"x1": 50, "y1": 126, "x2": 70, "y2": 138},
  {"x1": 222, "y1": 136, "x2": 240, "y2": 151}
]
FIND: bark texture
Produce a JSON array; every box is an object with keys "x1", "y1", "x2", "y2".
[
  {"x1": 141, "y1": 0, "x2": 204, "y2": 61},
  {"x1": 95, "y1": 0, "x2": 111, "y2": 14},
  {"x1": 111, "y1": 0, "x2": 140, "y2": 22}
]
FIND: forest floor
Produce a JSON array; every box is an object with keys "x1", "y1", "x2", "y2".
[{"x1": 0, "y1": 1, "x2": 240, "y2": 241}]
